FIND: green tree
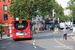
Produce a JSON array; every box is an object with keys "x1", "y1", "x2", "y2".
[
  {"x1": 8, "y1": 0, "x2": 68, "y2": 22},
  {"x1": 54, "y1": 1, "x2": 69, "y2": 22},
  {"x1": 67, "y1": 0, "x2": 75, "y2": 19},
  {"x1": 8, "y1": 0, "x2": 55, "y2": 20},
  {"x1": 8, "y1": 0, "x2": 37, "y2": 20}
]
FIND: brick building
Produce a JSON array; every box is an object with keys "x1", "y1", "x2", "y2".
[{"x1": 0, "y1": 0, "x2": 14, "y2": 30}]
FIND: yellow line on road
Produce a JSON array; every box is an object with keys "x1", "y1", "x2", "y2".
[
  {"x1": 54, "y1": 36, "x2": 73, "y2": 50},
  {"x1": 71, "y1": 36, "x2": 75, "y2": 39}
]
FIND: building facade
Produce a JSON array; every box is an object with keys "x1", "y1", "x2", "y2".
[
  {"x1": 0, "y1": 0, "x2": 14, "y2": 24},
  {"x1": 0, "y1": 0, "x2": 14, "y2": 31}
]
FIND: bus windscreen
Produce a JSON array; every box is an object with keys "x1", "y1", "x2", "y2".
[{"x1": 14, "y1": 21, "x2": 28, "y2": 30}]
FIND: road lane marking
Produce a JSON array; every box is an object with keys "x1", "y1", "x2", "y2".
[
  {"x1": 71, "y1": 36, "x2": 75, "y2": 39},
  {"x1": 54, "y1": 36, "x2": 73, "y2": 50},
  {"x1": 33, "y1": 31, "x2": 59, "y2": 49},
  {"x1": 33, "y1": 39, "x2": 37, "y2": 49},
  {"x1": 59, "y1": 39, "x2": 75, "y2": 41},
  {"x1": 33, "y1": 40, "x2": 35, "y2": 42},
  {"x1": 33, "y1": 43, "x2": 35, "y2": 45},
  {"x1": 34, "y1": 46, "x2": 37, "y2": 49}
]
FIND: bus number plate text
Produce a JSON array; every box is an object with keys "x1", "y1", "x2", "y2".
[{"x1": 20, "y1": 35, "x2": 24, "y2": 37}]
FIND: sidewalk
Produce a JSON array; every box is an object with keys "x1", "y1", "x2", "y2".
[{"x1": 0, "y1": 34, "x2": 12, "y2": 41}]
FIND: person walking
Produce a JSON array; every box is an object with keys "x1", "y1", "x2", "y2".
[
  {"x1": 72, "y1": 25, "x2": 75, "y2": 37},
  {"x1": 62, "y1": 27, "x2": 67, "y2": 40},
  {"x1": 50, "y1": 25, "x2": 52, "y2": 31}
]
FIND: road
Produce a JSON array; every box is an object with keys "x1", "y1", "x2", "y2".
[{"x1": 0, "y1": 29, "x2": 75, "y2": 50}]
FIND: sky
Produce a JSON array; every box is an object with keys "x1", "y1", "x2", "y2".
[{"x1": 55, "y1": 0, "x2": 69, "y2": 8}]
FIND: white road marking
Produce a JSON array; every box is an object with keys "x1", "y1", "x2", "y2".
[
  {"x1": 34, "y1": 46, "x2": 37, "y2": 49},
  {"x1": 33, "y1": 31, "x2": 59, "y2": 49},
  {"x1": 33, "y1": 40, "x2": 35, "y2": 43},
  {"x1": 33, "y1": 39, "x2": 37, "y2": 49},
  {"x1": 33, "y1": 43, "x2": 35, "y2": 45}
]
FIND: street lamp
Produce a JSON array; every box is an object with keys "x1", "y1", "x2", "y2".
[
  {"x1": 69, "y1": 0, "x2": 72, "y2": 26},
  {"x1": 0, "y1": 19, "x2": 2, "y2": 39},
  {"x1": 14, "y1": 0, "x2": 19, "y2": 20},
  {"x1": 16, "y1": 0, "x2": 18, "y2": 17},
  {"x1": 70, "y1": 4, "x2": 71, "y2": 26},
  {"x1": 14, "y1": 0, "x2": 18, "y2": 20}
]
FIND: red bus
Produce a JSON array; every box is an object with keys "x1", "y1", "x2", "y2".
[{"x1": 12, "y1": 20, "x2": 33, "y2": 41}]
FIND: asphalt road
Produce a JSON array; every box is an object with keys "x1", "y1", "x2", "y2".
[{"x1": 0, "y1": 29, "x2": 75, "y2": 50}]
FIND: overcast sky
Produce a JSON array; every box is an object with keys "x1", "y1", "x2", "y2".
[{"x1": 55, "y1": 0, "x2": 69, "y2": 8}]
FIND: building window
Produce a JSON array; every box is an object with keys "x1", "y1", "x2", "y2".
[
  {"x1": 4, "y1": 5, "x2": 7, "y2": 11},
  {"x1": 4, "y1": 14, "x2": 8, "y2": 20},
  {"x1": 3, "y1": 0, "x2": 5, "y2": 2}
]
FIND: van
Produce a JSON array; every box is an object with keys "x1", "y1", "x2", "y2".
[{"x1": 59, "y1": 23, "x2": 67, "y2": 29}]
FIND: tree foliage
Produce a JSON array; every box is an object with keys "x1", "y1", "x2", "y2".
[
  {"x1": 67, "y1": 0, "x2": 75, "y2": 19},
  {"x1": 8, "y1": 0, "x2": 68, "y2": 22},
  {"x1": 8, "y1": 0, "x2": 37, "y2": 20},
  {"x1": 53, "y1": 1, "x2": 69, "y2": 22},
  {"x1": 8, "y1": 0, "x2": 55, "y2": 20}
]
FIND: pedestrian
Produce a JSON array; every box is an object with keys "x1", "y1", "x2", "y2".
[
  {"x1": 54, "y1": 27, "x2": 57, "y2": 32},
  {"x1": 62, "y1": 27, "x2": 67, "y2": 40},
  {"x1": 72, "y1": 25, "x2": 75, "y2": 37},
  {"x1": 50, "y1": 25, "x2": 52, "y2": 31}
]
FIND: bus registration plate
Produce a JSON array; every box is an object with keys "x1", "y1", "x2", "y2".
[{"x1": 20, "y1": 35, "x2": 24, "y2": 37}]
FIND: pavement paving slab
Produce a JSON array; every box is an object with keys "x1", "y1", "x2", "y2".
[{"x1": 0, "y1": 34, "x2": 12, "y2": 41}]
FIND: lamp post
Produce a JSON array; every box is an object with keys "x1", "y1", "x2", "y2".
[
  {"x1": 17, "y1": 0, "x2": 18, "y2": 17},
  {"x1": 69, "y1": 0, "x2": 72, "y2": 26},
  {"x1": 0, "y1": 19, "x2": 2, "y2": 39},
  {"x1": 15, "y1": 0, "x2": 19, "y2": 20},
  {"x1": 14, "y1": 0, "x2": 18, "y2": 20},
  {"x1": 68, "y1": 0, "x2": 72, "y2": 26}
]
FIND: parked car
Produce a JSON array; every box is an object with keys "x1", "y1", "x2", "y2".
[
  {"x1": 69, "y1": 25, "x2": 73, "y2": 30},
  {"x1": 59, "y1": 23, "x2": 68, "y2": 29}
]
